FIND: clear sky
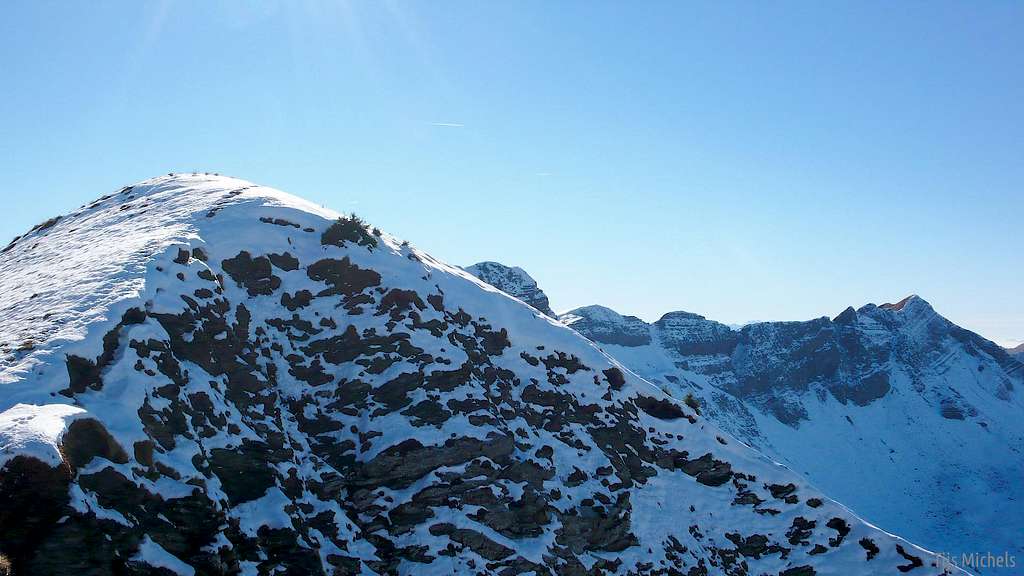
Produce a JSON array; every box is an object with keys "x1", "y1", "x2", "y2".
[{"x1": 2, "y1": 2, "x2": 1022, "y2": 346}]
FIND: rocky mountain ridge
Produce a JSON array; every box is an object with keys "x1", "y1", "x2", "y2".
[
  {"x1": 0, "y1": 175, "x2": 962, "y2": 575},
  {"x1": 469, "y1": 263, "x2": 1024, "y2": 573}
]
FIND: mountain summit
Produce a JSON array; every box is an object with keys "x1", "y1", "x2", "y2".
[{"x1": 0, "y1": 175, "x2": 960, "y2": 575}]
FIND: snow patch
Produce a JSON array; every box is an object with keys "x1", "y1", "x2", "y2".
[
  {"x1": 132, "y1": 536, "x2": 196, "y2": 576},
  {"x1": 0, "y1": 403, "x2": 87, "y2": 466}
]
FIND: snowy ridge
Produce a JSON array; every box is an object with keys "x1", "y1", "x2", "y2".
[
  {"x1": 0, "y1": 175, "x2": 962, "y2": 575},
  {"x1": 0, "y1": 175, "x2": 337, "y2": 386}
]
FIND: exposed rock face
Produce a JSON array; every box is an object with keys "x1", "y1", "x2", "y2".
[
  {"x1": 654, "y1": 311, "x2": 739, "y2": 357},
  {"x1": 561, "y1": 295, "x2": 1024, "y2": 566},
  {"x1": 464, "y1": 261, "x2": 555, "y2": 317},
  {"x1": 0, "y1": 176, "x2": 960, "y2": 575},
  {"x1": 1008, "y1": 342, "x2": 1024, "y2": 359}
]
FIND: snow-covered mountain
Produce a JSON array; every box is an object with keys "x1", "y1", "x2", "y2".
[
  {"x1": 463, "y1": 262, "x2": 555, "y2": 317},
  {"x1": 557, "y1": 297, "x2": 1024, "y2": 573},
  {"x1": 0, "y1": 175, "x2": 962, "y2": 575},
  {"x1": 1007, "y1": 343, "x2": 1024, "y2": 360}
]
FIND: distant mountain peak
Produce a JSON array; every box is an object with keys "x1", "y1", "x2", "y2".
[
  {"x1": 560, "y1": 305, "x2": 652, "y2": 346},
  {"x1": 561, "y1": 304, "x2": 630, "y2": 323},
  {"x1": 655, "y1": 310, "x2": 708, "y2": 323},
  {"x1": 857, "y1": 294, "x2": 939, "y2": 325},
  {"x1": 463, "y1": 261, "x2": 555, "y2": 316},
  {"x1": 877, "y1": 294, "x2": 937, "y2": 316},
  {"x1": 879, "y1": 294, "x2": 923, "y2": 311}
]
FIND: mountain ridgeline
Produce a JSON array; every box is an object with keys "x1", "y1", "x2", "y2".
[
  {"x1": 467, "y1": 261, "x2": 1024, "y2": 573},
  {"x1": 0, "y1": 176, "x2": 964, "y2": 575}
]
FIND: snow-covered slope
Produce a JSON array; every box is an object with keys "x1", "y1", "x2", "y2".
[
  {"x1": 561, "y1": 297, "x2": 1024, "y2": 573},
  {"x1": 0, "y1": 175, "x2": 963, "y2": 575},
  {"x1": 464, "y1": 261, "x2": 555, "y2": 317}
]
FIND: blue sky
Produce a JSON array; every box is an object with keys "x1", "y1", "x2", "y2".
[{"x1": 2, "y1": 2, "x2": 1022, "y2": 346}]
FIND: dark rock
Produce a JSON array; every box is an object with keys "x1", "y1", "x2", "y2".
[
  {"x1": 221, "y1": 251, "x2": 281, "y2": 296},
  {"x1": 281, "y1": 290, "x2": 313, "y2": 311},
  {"x1": 268, "y1": 252, "x2": 300, "y2": 271},
  {"x1": 60, "y1": 418, "x2": 129, "y2": 469},
  {"x1": 786, "y1": 517, "x2": 815, "y2": 546},
  {"x1": 679, "y1": 453, "x2": 733, "y2": 487},
  {"x1": 0, "y1": 456, "x2": 71, "y2": 573},
  {"x1": 635, "y1": 395, "x2": 686, "y2": 420},
  {"x1": 725, "y1": 532, "x2": 771, "y2": 558},
  {"x1": 208, "y1": 442, "x2": 278, "y2": 504},
  {"x1": 940, "y1": 399, "x2": 965, "y2": 420},
  {"x1": 428, "y1": 523, "x2": 514, "y2": 561},
  {"x1": 307, "y1": 258, "x2": 381, "y2": 299},
  {"x1": 895, "y1": 544, "x2": 923, "y2": 572},
  {"x1": 859, "y1": 538, "x2": 879, "y2": 561},
  {"x1": 556, "y1": 494, "x2": 639, "y2": 554},
  {"x1": 353, "y1": 434, "x2": 515, "y2": 490},
  {"x1": 825, "y1": 517, "x2": 850, "y2": 547},
  {"x1": 603, "y1": 367, "x2": 626, "y2": 391}
]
